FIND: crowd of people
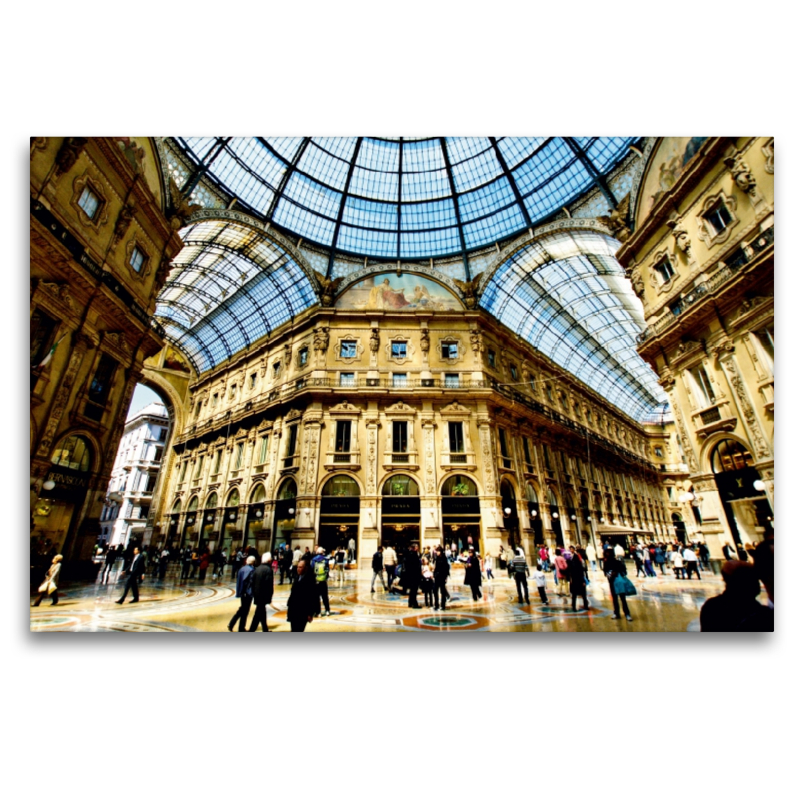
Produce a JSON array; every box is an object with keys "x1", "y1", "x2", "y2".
[{"x1": 33, "y1": 530, "x2": 773, "y2": 632}]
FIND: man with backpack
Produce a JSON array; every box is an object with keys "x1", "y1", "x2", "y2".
[{"x1": 311, "y1": 547, "x2": 332, "y2": 617}]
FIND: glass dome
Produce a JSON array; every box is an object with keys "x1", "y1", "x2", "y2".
[{"x1": 172, "y1": 137, "x2": 635, "y2": 260}]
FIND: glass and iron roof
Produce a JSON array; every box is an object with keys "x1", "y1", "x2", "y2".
[
  {"x1": 480, "y1": 230, "x2": 669, "y2": 421},
  {"x1": 154, "y1": 219, "x2": 317, "y2": 373},
  {"x1": 172, "y1": 137, "x2": 635, "y2": 260}
]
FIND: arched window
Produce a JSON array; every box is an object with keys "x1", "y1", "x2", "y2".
[
  {"x1": 51, "y1": 434, "x2": 92, "y2": 472},
  {"x1": 205, "y1": 492, "x2": 218, "y2": 509},
  {"x1": 171, "y1": 499, "x2": 182, "y2": 514},
  {"x1": 546, "y1": 487, "x2": 559, "y2": 507},
  {"x1": 226, "y1": 488, "x2": 240, "y2": 507},
  {"x1": 524, "y1": 482, "x2": 539, "y2": 503},
  {"x1": 277, "y1": 478, "x2": 297, "y2": 501},
  {"x1": 322, "y1": 475, "x2": 360, "y2": 496},
  {"x1": 382, "y1": 475, "x2": 420, "y2": 496},
  {"x1": 442, "y1": 475, "x2": 478, "y2": 496},
  {"x1": 187, "y1": 495, "x2": 199, "y2": 512},
  {"x1": 711, "y1": 439, "x2": 755, "y2": 473},
  {"x1": 249, "y1": 483, "x2": 266, "y2": 504}
]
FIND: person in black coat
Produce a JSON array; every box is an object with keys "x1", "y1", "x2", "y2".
[
  {"x1": 464, "y1": 547, "x2": 483, "y2": 601},
  {"x1": 287, "y1": 559, "x2": 318, "y2": 632},
  {"x1": 604, "y1": 550, "x2": 632, "y2": 621},
  {"x1": 370, "y1": 546, "x2": 386, "y2": 592},
  {"x1": 228, "y1": 556, "x2": 255, "y2": 631},
  {"x1": 249, "y1": 553, "x2": 275, "y2": 632},
  {"x1": 116, "y1": 547, "x2": 146, "y2": 604},
  {"x1": 700, "y1": 561, "x2": 772, "y2": 632},
  {"x1": 567, "y1": 546, "x2": 590, "y2": 611},
  {"x1": 404, "y1": 545, "x2": 422, "y2": 608},
  {"x1": 433, "y1": 546, "x2": 450, "y2": 610},
  {"x1": 280, "y1": 547, "x2": 293, "y2": 584}
]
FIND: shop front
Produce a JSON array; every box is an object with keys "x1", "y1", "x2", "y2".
[
  {"x1": 380, "y1": 475, "x2": 420, "y2": 550},
  {"x1": 180, "y1": 496, "x2": 199, "y2": 549},
  {"x1": 221, "y1": 488, "x2": 241, "y2": 555},
  {"x1": 272, "y1": 478, "x2": 297, "y2": 552},
  {"x1": 441, "y1": 474, "x2": 481, "y2": 553},
  {"x1": 319, "y1": 475, "x2": 360, "y2": 554},
  {"x1": 244, "y1": 484, "x2": 267, "y2": 551}
]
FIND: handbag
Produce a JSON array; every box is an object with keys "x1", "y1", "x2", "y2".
[
  {"x1": 38, "y1": 579, "x2": 55, "y2": 595},
  {"x1": 613, "y1": 574, "x2": 637, "y2": 597}
]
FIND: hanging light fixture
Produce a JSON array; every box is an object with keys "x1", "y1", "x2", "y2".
[
  {"x1": 753, "y1": 479, "x2": 767, "y2": 492},
  {"x1": 42, "y1": 479, "x2": 55, "y2": 491}
]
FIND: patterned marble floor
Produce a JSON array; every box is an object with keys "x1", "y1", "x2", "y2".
[{"x1": 29, "y1": 563, "x2": 744, "y2": 632}]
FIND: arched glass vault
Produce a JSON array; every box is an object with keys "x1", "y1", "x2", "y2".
[
  {"x1": 154, "y1": 219, "x2": 317, "y2": 373},
  {"x1": 171, "y1": 137, "x2": 635, "y2": 261},
  {"x1": 479, "y1": 230, "x2": 668, "y2": 421}
]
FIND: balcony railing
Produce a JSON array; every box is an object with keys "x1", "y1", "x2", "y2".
[{"x1": 637, "y1": 224, "x2": 774, "y2": 344}]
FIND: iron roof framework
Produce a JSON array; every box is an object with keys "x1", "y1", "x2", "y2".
[
  {"x1": 479, "y1": 230, "x2": 668, "y2": 421},
  {"x1": 171, "y1": 137, "x2": 635, "y2": 263},
  {"x1": 154, "y1": 219, "x2": 317, "y2": 373}
]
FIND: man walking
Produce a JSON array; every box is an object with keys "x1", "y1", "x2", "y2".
[
  {"x1": 371, "y1": 546, "x2": 386, "y2": 592},
  {"x1": 433, "y1": 545, "x2": 450, "y2": 610},
  {"x1": 311, "y1": 547, "x2": 332, "y2": 616},
  {"x1": 585, "y1": 542, "x2": 597, "y2": 572},
  {"x1": 287, "y1": 558, "x2": 318, "y2": 631},
  {"x1": 348, "y1": 536, "x2": 356, "y2": 564},
  {"x1": 101, "y1": 545, "x2": 117, "y2": 583},
  {"x1": 227, "y1": 555, "x2": 255, "y2": 631},
  {"x1": 249, "y1": 552, "x2": 274, "y2": 632},
  {"x1": 568, "y1": 545, "x2": 590, "y2": 611},
  {"x1": 115, "y1": 547, "x2": 146, "y2": 604},
  {"x1": 280, "y1": 546, "x2": 293, "y2": 584},
  {"x1": 383, "y1": 544, "x2": 398, "y2": 591},
  {"x1": 404, "y1": 544, "x2": 422, "y2": 609},
  {"x1": 512, "y1": 547, "x2": 530, "y2": 604}
]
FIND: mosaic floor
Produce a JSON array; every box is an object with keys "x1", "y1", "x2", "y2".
[{"x1": 29, "y1": 563, "x2": 747, "y2": 632}]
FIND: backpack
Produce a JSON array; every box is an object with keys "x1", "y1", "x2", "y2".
[{"x1": 314, "y1": 558, "x2": 329, "y2": 583}]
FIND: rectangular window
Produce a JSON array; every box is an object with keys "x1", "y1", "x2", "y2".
[
  {"x1": 153, "y1": 448, "x2": 163, "y2": 463},
  {"x1": 392, "y1": 373, "x2": 408, "y2": 388},
  {"x1": 340, "y1": 340, "x2": 357, "y2": 358},
  {"x1": 145, "y1": 474, "x2": 158, "y2": 493},
  {"x1": 393, "y1": 421, "x2": 408, "y2": 453},
  {"x1": 753, "y1": 327, "x2": 774, "y2": 375},
  {"x1": 487, "y1": 350, "x2": 496, "y2": 368},
  {"x1": 250, "y1": 373, "x2": 257, "y2": 389},
  {"x1": 498, "y1": 429, "x2": 512, "y2": 469},
  {"x1": 704, "y1": 201, "x2": 733, "y2": 235},
  {"x1": 158, "y1": 427, "x2": 167, "y2": 442},
  {"x1": 30, "y1": 308, "x2": 58, "y2": 370},
  {"x1": 87, "y1": 354, "x2": 118, "y2": 406},
  {"x1": 234, "y1": 442, "x2": 244, "y2": 469},
  {"x1": 340, "y1": 372, "x2": 355, "y2": 387},
  {"x1": 542, "y1": 446, "x2": 553, "y2": 470},
  {"x1": 689, "y1": 365, "x2": 716, "y2": 407},
  {"x1": 273, "y1": 361, "x2": 282, "y2": 377},
  {"x1": 211, "y1": 393, "x2": 219, "y2": 408},
  {"x1": 213, "y1": 449, "x2": 223, "y2": 474},
  {"x1": 335, "y1": 420, "x2": 352, "y2": 453},
  {"x1": 654, "y1": 257, "x2": 675, "y2": 284},
  {"x1": 391, "y1": 342, "x2": 407, "y2": 358},
  {"x1": 510, "y1": 364, "x2": 518, "y2": 381},
  {"x1": 229, "y1": 383, "x2": 237, "y2": 398},
  {"x1": 298, "y1": 347, "x2": 309, "y2": 367},
  {"x1": 441, "y1": 342, "x2": 458, "y2": 359},
  {"x1": 258, "y1": 437, "x2": 268, "y2": 465},
  {"x1": 193, "y1": 455, "x2": 204, "y2": 479},
  {"x1": 654, "y1": 446, "x2": 663, "y2": 458},
  {"x1": 444, "y1": 373, "x2": 460, "y2": 388},
  {"x1": 78, "y1": 186, "x2": 100, "y2": 219},
  {"x1": 129, "y1": 246, "x2": 146, "y2": 273},
  {"x1": 448, "y1": 421, "x2": 464, "y2": 453},
  {"x1": 561, "y1": 452, "x2": 570, "y2": 473},
  {"x1": 194, "y1": 402, "x2": 201, "y2": 419},
  {"x1": 285, "y1": 425, "x2": 298, "y2": 457},
  {"x1": 179, "y1": 461, "x2": 188, "y2": 482},
  {"x1": 522, "y1": 437, "x2": 533, "y2": 469}
]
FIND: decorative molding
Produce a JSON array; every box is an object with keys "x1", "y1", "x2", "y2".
[
  {"x1": 696, "y1": 191, "x2": 739, "y2": 248},
  {"x1": 761, "y1": 138, "x2": 774, "y2": 174},
  {"x1": 718, "y1": 355, "x2": 771, "y2": 459},
  {"x1": 385, "y1": 401, "x2": 416, "y2": 416},
  {"x1": 436, "y1": 335, "x2": 464, "y2": 365},
  {"x1": 70, "y1": 171, "x2": 109, "y2": 231},
  {"x1": 124, "y1": 236, "x2": 152, "y2": 281}
]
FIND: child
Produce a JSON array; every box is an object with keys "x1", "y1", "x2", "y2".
[
  {"x1": 532, "y1": 564, "x2": 549, "y2": 605},
  {"x1": 421, "y1": 557, "x2": 435, "y2": 608}
]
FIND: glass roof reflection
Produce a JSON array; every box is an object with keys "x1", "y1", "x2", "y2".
[{"x1": 173, "y1": 137, "x2": 635, "y2": 260}]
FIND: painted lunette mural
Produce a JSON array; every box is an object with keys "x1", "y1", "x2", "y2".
[{"x1": 335, "y1": 274, "x2": 463, "y2": 312}]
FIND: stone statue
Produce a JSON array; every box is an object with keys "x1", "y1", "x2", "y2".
[
  {"x1": 419, "y1": 328, "x2": 430, "y2": 352},
  {"x1": 369, "y1": 328, "x2": 380, "y2": 353},
  {"x1": 316, "y1": 273, "x2": 344, "y2": 307},
  {"x1": 724, "y1": 153, "x2": 757, "y2": 195},
  {"x1": 167, "y1": 176, "x2": 203, "y2": 230},
  {"x1": 452, "y1": 273, "x2": 483, "y2": 309},
  {"x1": 597, "y1": 194, "x2": 631, "y2": 242}
]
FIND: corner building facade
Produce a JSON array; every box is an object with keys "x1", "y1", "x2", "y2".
[{"x1": 159, "y1": 267, "x2": 675, "y2": 566}]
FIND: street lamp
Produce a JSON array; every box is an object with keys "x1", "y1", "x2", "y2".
[
  {"x1": 503, "y1": 507, "x2": 512, "y2": 516},
  {"x1": 552, "y1": 512, "x2": 559, "y2": 519},
  {"x1": 753, "y1": 479, "x2": 767, "y2": 492}
]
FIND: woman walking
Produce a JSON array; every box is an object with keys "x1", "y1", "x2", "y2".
[
  {"x1": 604, "y1": 549, "x2": 634, "y2": 621},
  {"x1": 33, "y1": 554, "x2": 63, "y2": 606}
]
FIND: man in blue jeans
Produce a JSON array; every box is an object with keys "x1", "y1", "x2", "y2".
[
  {"x1": 227, "y1": 555, "x2": 255, "y2": 631},
  {"x1": 311, "y1": 547, "x2": 331, "y2": 616}
]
